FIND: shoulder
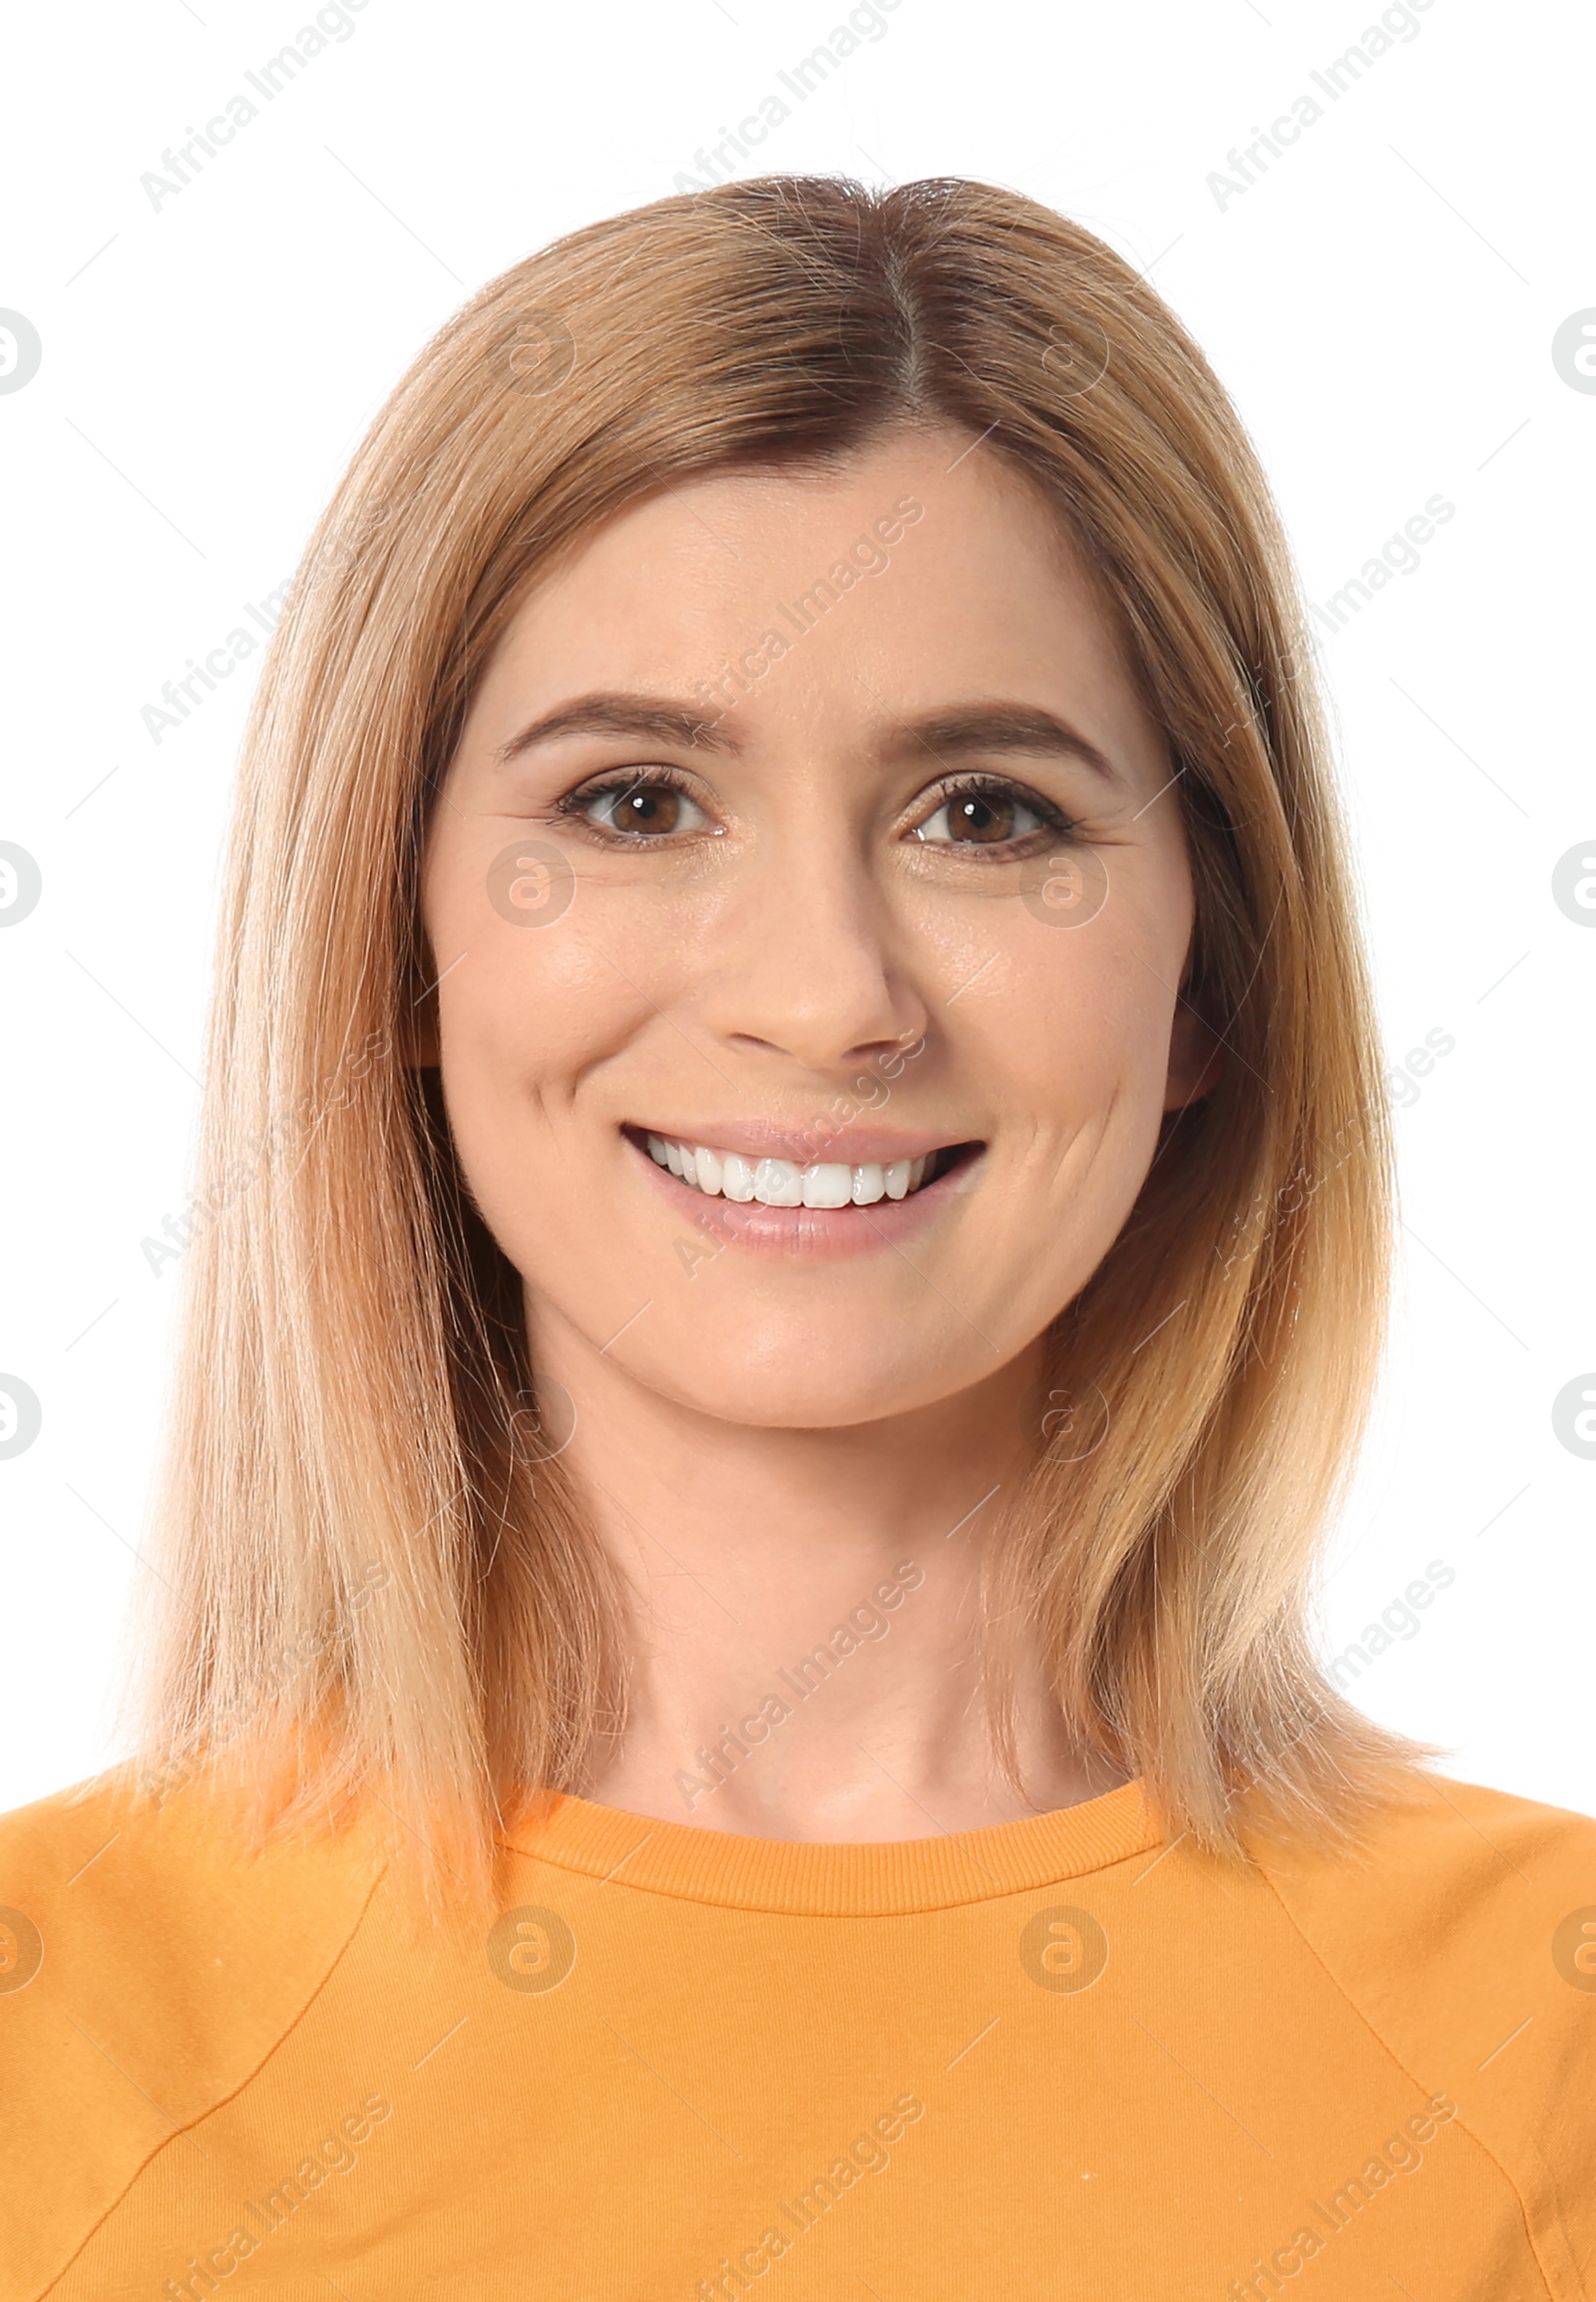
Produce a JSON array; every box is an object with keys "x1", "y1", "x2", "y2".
[
  {"x1": 0, "y1": 1765, "x2": 383, "y2": 2301},
  {"x1": 0, "y1": 1758, "x2": 385, "y2": 1982},
  {"x1": 1246, "y1": 1768, "x2": 1596, "y2": 1970},
  {"x1": 1246, "y1": 1770, "x2": 1596, "y2": 2290}
]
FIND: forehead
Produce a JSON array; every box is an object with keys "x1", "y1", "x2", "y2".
[{"x1": 470, "y1": 428, "x2": 1156, "y2": 754}]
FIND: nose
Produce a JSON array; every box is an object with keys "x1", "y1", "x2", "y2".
[{"x1": 692, "y1": 838, "x2": 928, "y2": 1076}]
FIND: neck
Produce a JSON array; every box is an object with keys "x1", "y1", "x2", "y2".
[{"x1": 529, "y1": 1307, "x2": 1122, "y2": 1841}]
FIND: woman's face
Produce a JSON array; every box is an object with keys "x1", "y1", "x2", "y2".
[{"x1": 422, "y1": 428, "x2": 1215, "y2": 1428}]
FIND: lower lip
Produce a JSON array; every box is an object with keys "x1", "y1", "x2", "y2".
[{"x1": 628, "y1": 1138, "x2": 978, "y2": 1262}]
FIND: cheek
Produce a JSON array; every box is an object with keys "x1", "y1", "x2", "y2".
[
  {"x1": 982, "y1": 911, "x2": 1179, "y2": 1123},
  {"x1": 426, "y1": 821, "x2": 656, "y2": 1061},
  {"x1": 424, "y1": 864, "x2": 643, "y2": 1191},
  {"x1": 440, "y1": 942, "x2": 624, "y2": 1099}
]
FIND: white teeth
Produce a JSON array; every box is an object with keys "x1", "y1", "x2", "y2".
[
  {"x1": 721, "y1": 1151, "x2": 756, "y2": 1202},
  {"x1": 641, "y1": 1133, "x2": 948, "y2": 1206},
  {"x1": 753, "y1": 1157, "x2": 804, "y2": 1207},
  {"x1": 801, "y1": 1162, "x2": 853, "y2": 1209}
]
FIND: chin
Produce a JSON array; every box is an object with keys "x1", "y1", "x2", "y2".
[{"x1": 612, "y1": 1323, "x2": 986, "y2": 1431}]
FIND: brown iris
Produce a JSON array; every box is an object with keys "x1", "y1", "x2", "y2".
[
  {"x1": 945, "y1": 790, "x2": 1019, "y2": 843},
  {"x1": 607, "y1": 784, "x2": 683, "y2": 833}
]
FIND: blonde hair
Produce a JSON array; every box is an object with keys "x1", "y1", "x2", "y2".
[{"x1": 127, "y1": 175, "x2": 1425, "y2": 1902}]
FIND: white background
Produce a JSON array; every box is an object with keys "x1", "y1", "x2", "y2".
[{"x1": 1, "y1": 0, "x2": 1591, "y2": 1818}]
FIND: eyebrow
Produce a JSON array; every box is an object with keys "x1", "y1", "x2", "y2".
[
  {"x1": 496, "y1": 692, "x2": 739, "y2": 764},
  {"x1": 888, "y1": 705, "x2": 1125, "y2": 791},
  {"x1": 494, "y1": 690, "x2": 1124, "y2": 790}
]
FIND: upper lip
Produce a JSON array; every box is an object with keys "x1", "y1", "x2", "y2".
[{"x1": 624, "y1": 1120, "x2": 980, "y2": 1166}]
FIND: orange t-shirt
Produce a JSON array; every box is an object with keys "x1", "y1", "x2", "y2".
[{"x1": 1, "y1": 1764, "x2": 1593, "y2": 2299}]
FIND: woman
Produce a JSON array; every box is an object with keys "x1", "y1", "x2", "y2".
[{"x1": 2, "y1": 176, "x2": 1589, "y2": 2300}]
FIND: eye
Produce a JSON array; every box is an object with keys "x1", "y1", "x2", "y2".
[
  {"x1": 560, "y1": 770, "x2": 710, "y2": 841},
  {"x1": 911, "y1": 778, "x2": 1072, "y2": 850}
]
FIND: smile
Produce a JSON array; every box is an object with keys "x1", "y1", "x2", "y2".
[{"x1": 628, "y1": 1128, "x2": 980, "y2": 1210}]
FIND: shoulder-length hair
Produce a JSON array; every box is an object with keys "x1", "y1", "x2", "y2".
[{"x1": 127, "y1": 175, "x2": 1425, "y2": 1901}]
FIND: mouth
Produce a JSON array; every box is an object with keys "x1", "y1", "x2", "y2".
[{"x1": 623, "y1": 1126, "x2": 985, "y2": 1210}]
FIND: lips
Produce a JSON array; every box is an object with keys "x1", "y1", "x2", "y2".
[
  {"x1": 621, "y1": 1123, "x2": 985, "y2": 1263},
  {"x1": 623, "y1": 1124, "x2": 983, "y2": 1213}
]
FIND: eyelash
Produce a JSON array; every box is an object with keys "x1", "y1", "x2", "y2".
[
  {"x1": 913, "y1": 773, "x2": 1081, "y2": 851},
  {"x1": 554, "y1": 764, "x2": 706, "y2": 845},
  {"x1": 553, "y1": 766, "x2": 1083, "y2": 851}
]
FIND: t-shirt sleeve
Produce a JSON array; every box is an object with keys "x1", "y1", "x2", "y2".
[
  {"x1": 1251, "y1": 1772, "x2": 1596, "y2": 2302},
  {"x1": 0, "y1": 1770, "x2": 380, "y2": 2302}
]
